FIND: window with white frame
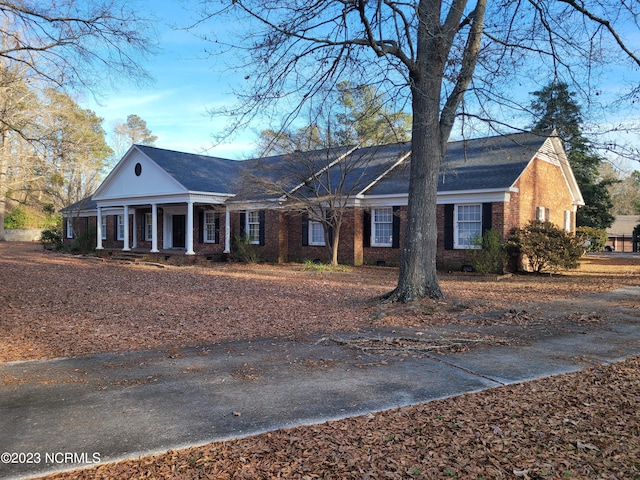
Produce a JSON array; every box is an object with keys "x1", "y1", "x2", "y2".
[
  {"x1": 372, "y1": 207, "x2": 393, "y2": 247},
  {"x1": 101, "y1": 215, "x2": 107, "y2": 240},
  {"x1": 145, "y1": 213, "x2": 153, "y2": 241},
  {"x1": 536, "y1": 206, "x2": 549, "y2": 221},
  {"x1": 563, "y1": 210, "x2": 571, "y2": 232},
  {"x1": 66, "y1": 218, "x2": 74, "y2": 239},
  {"x1": 454, "y1": 204, "x2": 482, "y2": 249},
  {"x1": 117, "y1": 214, "x2": 125, "y2": 241},
  {"x1": 246, "y1": 211, "x2": 261, "y2": 244},
  {"x1": 309, "y1": 220, "x2": 325, "y2": 246},
  {"x1": 204, "y1": 211, "x2": 217, "y2": 243}
]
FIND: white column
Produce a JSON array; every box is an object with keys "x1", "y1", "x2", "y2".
[
  {"x1": 151, "y1": 203, "x2": 159, "y2": 253},
  {"x1": 123, "y1": 205, "x2": 131, "y2": 251},
  {"x1": 96, "y1": 206, "x2": 103, "y2": 250},
  {"x1": 224, "y1": 206, "x2": 231, "y2": 253},
  {"x1": 131, "y1": 208, "x2": 137, "y2": 248},
  {"x1": 186, "y1": 200, "x2": 195, "y2": 255}
]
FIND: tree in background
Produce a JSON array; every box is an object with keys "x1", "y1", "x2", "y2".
[
  {"x1": 529, "y1": 82, "x2": 614, "y2": 229},
  {"x1": 602, "y1": 165, "x2": 640, "y2": 215},
  {"x1": 257, "y1": 82, "x2": 411, "y2": 157},
  {"x1": 0, "y1": 62, "x2": 38, "y2": 240},
  {"x1": 0, "y1": 0, "x2": 155, "y2": 240},
  {"x1": 40, "y1": 90, "x2": 113, "y2": 215},
  {"x1": 111, "y1": 114, "x2": 158, "y2": 161}
]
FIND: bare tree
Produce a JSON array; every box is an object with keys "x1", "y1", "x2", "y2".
[
  {"x1": 0, "y1": 0, "x2": 155, "y2": 240},
  {"x1": 193, "y1": 0, "x2": 640, "y2": 301},
  {"x1": 0, "y1": 1, "x2": 156, "y2": 91},
  {"x1": 0, "y1": 61, "x2": 38, "y2": 241},
  {"x1": 243, "y1": 143, "x2": 409, "y2": 265},
  {"x1": 111, "y1": 114, "x2": 158, "y2": 160}
]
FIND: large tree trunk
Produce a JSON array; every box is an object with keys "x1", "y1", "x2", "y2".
[
  {"x1": 384, "y1": 0, "x2": 449, "y2": 302},
  {"x1": 385, "y1": 81, "x2": 445, "y2": 302}
]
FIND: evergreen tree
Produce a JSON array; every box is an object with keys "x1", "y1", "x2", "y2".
[
  {"x1": 257, "y1": 82, "x2": 411, "y2": 156},
  {"x1": 530, "y1": 82, "x2": 614, "y2": 229}
]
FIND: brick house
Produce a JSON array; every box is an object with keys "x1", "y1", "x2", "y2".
[{"x1": 62, "y1": 131, "x2": 584, "y2": 268}]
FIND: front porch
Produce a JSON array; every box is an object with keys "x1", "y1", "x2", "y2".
[{"x1": 94, "y1": 247, "x2": 231, "y2": 266}]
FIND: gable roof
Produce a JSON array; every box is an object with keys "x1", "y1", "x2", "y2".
[
  {"x1": 68, "y1": 130, "x2": 579, "y2": 213},
  {"x1": 364, "y1": 131, "x2": 551, "y2": 196},
  {"x1": 135, "y1": 145, "x2": 243, "y2": 194}
]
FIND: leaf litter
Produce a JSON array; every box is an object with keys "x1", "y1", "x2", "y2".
[{"x1": 1, "y1": 243, "x2": 639, "y2": 479}]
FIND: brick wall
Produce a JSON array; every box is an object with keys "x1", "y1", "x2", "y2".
[{"x1": 512, "y1": 157, "x2": 575, "y2": 230}]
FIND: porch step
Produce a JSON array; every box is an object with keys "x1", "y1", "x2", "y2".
[{"x1": 109, "y1": 252, "x2": 146, "y2": 263}]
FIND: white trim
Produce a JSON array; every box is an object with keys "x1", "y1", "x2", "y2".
[
  {"x1": 371, "y1": 207, "x2": 393, "y2": 247},
  {"x1": 66, "y1": 218, "x2": 74, "y2": 239},
  {"x1": 145, "y1": 212, "x2": 153, "y2": 241},
  {"x1": 453, "y1": 203, "x2": 483, "y2": 249},
  {"x1": 357, "y1": 151, "x2": 411, "y2": 196},
  {"x1": 203, "y1": 211, "x2": 218, "y2": 243},
  {"x1": 308, "y1": 220, "x2": 325, "y2": 246},
  {"x1": 116, "y1": 214, "x2": 125, "y2": 241},
  {"x1": 246, "y1": 210, "x2": 261, "y2": 245}
]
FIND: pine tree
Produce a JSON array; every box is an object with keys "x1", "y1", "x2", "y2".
[{"x1": 530, "y1": 82, "x2": 614, "y2": 229}]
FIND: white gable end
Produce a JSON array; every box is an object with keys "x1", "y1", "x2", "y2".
[{"x1": 93, "y1": 147, "x2": 187, "y2": 202}]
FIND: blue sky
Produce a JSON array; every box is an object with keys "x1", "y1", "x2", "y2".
[
  {"x1": 80, "y1": 0, "x2": 257, "y2": 159},
  {"x1": 80, "y1": 0, "x2": 639, "y2": 172}
]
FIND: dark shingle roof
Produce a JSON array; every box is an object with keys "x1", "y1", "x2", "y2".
[
  {"x1": 60, "y1": 196, "x2": 96, "y2": 213},
  {"x1": 136, "y1": 145, "x2": 244, "y2": 194},
  {"x1": 366, "y1": 131, "x2": 549, "y2": 195}
]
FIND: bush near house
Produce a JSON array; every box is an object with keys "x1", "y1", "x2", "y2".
[
  {"x1": 470, "y1": 229, "x2": 508, "y2": 274},
  {"x1": 508, "y1": 220, "x2": 584, "y2": 273},
  {"x1": 576, "y1": 226, "x2": 608, "y2": 253}
]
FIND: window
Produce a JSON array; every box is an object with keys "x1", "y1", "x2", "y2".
[
  {"x1": 145, "y1": 213, "x2": 153, "y2": 241},
  {"x1": 101, "y1": 216, "x2": 107, "y2": 240},
  {"x1": 536, "y1": 206, "x2": 550, "y2": 221},
  {"x1": 204, "y1": 211, "x2": 218, "y2": 243},
  {"x1": 563, "y1": 210, "x2": 572, "y2": 232},
  {"x1": 454, "y1": 204, "x2": 482, "y2": 249},
  {"x1": 116, "y1": 214, "x2": 125, "y2": 241},
  {"x1": 309, "y1": 220, "x2": 325, "y2": 246},
  {"x1": 66, "y1": 218, "x2": 74, "y2": 239},
  {"x1": 372, "y1": 208, "x2": 393, "y2": 247},
  {"x1": 247, "y1": 211, "x2": 261, "y2": 244}
]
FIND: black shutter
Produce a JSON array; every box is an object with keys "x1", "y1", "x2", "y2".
[
  {"x1": 113, "y1": 215, "x2": 118, "y2": 240},
  {"x1": 258, "y1": 210, "x2": 266, "y2": 246},
  {"x1": 392, "y1": 206, "x2": 401, "y2": 248},
  {"x1": 363, "y1": 210, "x2": 371, "y2": 248},
  {"x1": 198, "y1": 210, "x2": 204, "y2": 243},
  {"x1": 301, "y1": 214, "x2": 309, "y2": 246},
  {"x1": 239, "y1": 212, "x2": 246, "y2": 237},
  {"x1": 482, "y1": 202, "x2": 493, "y2": 235},
  {"x1": 444, "y1": 204, "x2": 454, "y2": 250},
  {"x1": 214, "y1": 214, "x2": 220, "y2": 244}
]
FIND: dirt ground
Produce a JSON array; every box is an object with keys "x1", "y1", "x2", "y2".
[{"x1": 1, "y1": 242, "x2": 639, "y2": 479}]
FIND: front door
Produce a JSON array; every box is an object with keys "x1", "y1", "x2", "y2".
[{"x1": 172, "y1": 215, "x2": 186, "y2": 248}]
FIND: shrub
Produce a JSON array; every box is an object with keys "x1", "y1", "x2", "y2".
[
  {"x1": 470, "y1": 230, "x2": 508, "y2": 274},
  {"x1": 40, "y1": 226, "x2": 63, "y2": 250},
  {"x1": 508, "y1": 220, "x2": 584, "y2": 273},
  {"x1": 576, "y1": 226, "x2": 608, "y2": 253},
  {"x1": 232, "y1": 234, "x2": 260, "y2": 263},
  {"x1": 4, "y1": 206, "x2": 29, "y2": 229}
]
